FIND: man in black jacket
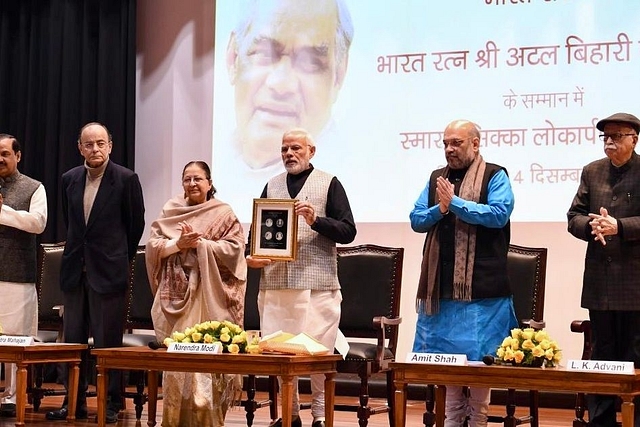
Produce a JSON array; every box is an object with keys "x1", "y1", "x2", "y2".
[{"x1": 46, "y1": 122, "x2": 145, "y2": 424}]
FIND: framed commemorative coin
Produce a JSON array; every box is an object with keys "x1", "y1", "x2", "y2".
[{"x1": 250, "y1": 198, "x2": 298, "y2": 260}]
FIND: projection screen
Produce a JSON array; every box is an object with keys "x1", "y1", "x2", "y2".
[{"x1": 212, "y1": 0, "x2": 640, "y2": 223}]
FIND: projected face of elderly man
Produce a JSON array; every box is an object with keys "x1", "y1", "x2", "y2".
[{"x1": 226, "y1": 0, "x2": 352, "y2": 170}]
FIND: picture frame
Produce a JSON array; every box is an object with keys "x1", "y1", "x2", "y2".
[{"x1": 250, "y1": 198, "x2": 298, "y2": 261}]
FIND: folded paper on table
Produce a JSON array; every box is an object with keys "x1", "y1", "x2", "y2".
[{"x1": 259, "y1": 331, "x2": 330, "y2": 356}]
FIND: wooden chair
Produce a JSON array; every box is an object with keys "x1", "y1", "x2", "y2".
[
  {"x1": 423, "y1": 243, "x2": 548, "y2": 427},
  {"x1": 35, "y1": 242, "x2": 66, "y2": 344},
  {"x1": 31, "y1": 242, "x2": 68, "y2": 410},
  {"x1": 242, "y1": 244, "x2": 403, "y2": 427},
  {"x1": 334, "y1": 244, "x2": 404, "y2": 427},
  {"x1": 485, "y1": 244, "x2": 548, "y2": 427},
  {"x1": 242, "y1": 267, "x2": 278, "y2": 426},
  {"x1": 570, "y1": 319, "x2": 593, "y2": 427},
  {"x1": 120, "y1": 245, "x2": 159, "y2": 419},
  {"x1": 570, "y1": 320, "x2": 625, "y2": 427}
]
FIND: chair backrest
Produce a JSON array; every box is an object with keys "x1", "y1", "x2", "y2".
[
  {"x1": 36, "y1": 242, "x2": 66, "y2": 331},
  {"x1": 243, "y1": 267, "x2": 262, "y2": 331},
  {"x1": 337, "y1": 244, "x2": 404, "y2": 349},
  {"x1": 507, "y1": 243, "x2": 547, "y2": 324},
  {"x1": 124, "y1": 245, "x2": 155, "y2": 330}
]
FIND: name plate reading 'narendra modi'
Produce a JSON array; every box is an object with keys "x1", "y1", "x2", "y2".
[
  {"x1": 567, "y1": 360, "x2": 634, "y2": 375},
  {"x1": 406, "y1": 352, "x2": 467, "y2": 366},
  {"x1": 167, "y1": 342, "x2": 223, "y2": 354},
  {"x1": 0, "y1": 335, "x2": 34, "y2": 346}
]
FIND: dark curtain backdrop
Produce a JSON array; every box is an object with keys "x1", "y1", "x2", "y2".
[{"x1": 0, "y1": 0, "x2": 136, "y2": 242}]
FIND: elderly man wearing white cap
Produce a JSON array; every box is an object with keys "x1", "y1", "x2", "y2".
[{"x1": 567, "y1": 112, "x2": 640, "y2": 427}]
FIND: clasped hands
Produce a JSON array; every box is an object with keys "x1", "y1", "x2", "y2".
[
  {"x1": 176, "y1": 221, "x2": 202, "y2": 249},
  {"x1": 588, "y1": 207, "x2": 617, "y2": 246},
  {"x1": 436, "y1": 176, "x2": 454, "y2": 215}
]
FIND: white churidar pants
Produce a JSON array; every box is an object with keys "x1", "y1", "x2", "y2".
[{"x1": 444, "y1": 386, "x2": 491, "y2": 427}]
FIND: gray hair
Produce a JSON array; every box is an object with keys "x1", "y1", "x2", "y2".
[
  {"x1": 233, "y1": 0, "x2": 354, "y2": 68},
  {"x1": 282, "y1": 128, "x2": 315, "y2": 147}
]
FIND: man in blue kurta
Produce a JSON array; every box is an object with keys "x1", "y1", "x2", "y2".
[{"x1": 410, "y1": 119, "x2": 517, "y2": 427}]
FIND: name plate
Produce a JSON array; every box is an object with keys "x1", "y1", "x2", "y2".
[
  {"x1": 0, "y1": 335, "x2": 34, "y2": 346},
  {"x1": 167, "y1": 342, "x2": 222, "y2": 354},
  {"x1": 406, "y1": 352, "x2": 467, "y2": 366},
  {"x1": 567, "y1": 359, "x2": 634, "y2": 375}
]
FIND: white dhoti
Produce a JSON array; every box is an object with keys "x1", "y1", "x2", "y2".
[
  {"x1": 0, "y1": 282, "x2": 38, "y2": 404},
  {"x1": 258, "y1": 289, "x2": 341, "y2": 418}
]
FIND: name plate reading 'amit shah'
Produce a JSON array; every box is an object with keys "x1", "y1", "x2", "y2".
[
  {"x1": 167, "y1": 342, "x2": 223, "y2": 354},
  {"x1": 0, "y1": 335, "x2": 34, "y2": 346},
  {"x1": 567, "y1": 359, "x2": 635, "y2": 375},
  {"x1": 406, "y1": 352, "x2": 467, "y2": 366}
]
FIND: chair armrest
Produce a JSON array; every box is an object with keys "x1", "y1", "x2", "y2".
[
  {"x1": 570, "y1": 319, "x2": 592, "y2": 360},
  {"x1": 53, "y1": 305, "x2": 64, "y2": 317},
  {"x1": 373, "y1": 316, "x2": 402, "y2": 363},
  {"x1": 52, "y1": 305, "x2": 64, "y2": 341},
  {"x1": 570, "y1": 319, "x2": 591, "y2": 334},
  {"x1": 521, "y1": 318, "x2": 546, "y2": 330}
]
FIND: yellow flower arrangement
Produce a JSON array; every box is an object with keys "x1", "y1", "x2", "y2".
[
  {"x1": 496, "y1": 327, "x2": 562, "y2": 367},
  {"x1": 163, "y1": 320, "x2": 261, "y2": 354}
]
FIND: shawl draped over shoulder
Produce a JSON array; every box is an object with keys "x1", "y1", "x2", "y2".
[
  {"x1": 146, "y1": 196, "x2": 247, "y2": 340},
  {"x1": 145, "y1": 196, "x2": 247, "y2": 427}
]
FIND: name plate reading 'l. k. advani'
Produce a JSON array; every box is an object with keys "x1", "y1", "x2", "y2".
[
  {"x1": 0, "y1": 335, "x2": 34, "y2": 346},
  {"x1": 167, "y1": 342, "x2": 223, "y2": 354},
  {"x1": 406, "y1": 352, "x2": 468, "y2": 366},
  {"x1": 567, "y1": 359, "x2": 635, "y2": 375}
]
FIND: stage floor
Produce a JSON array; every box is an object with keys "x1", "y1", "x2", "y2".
[{"x1": 0, "y1": 383, "x2": 584, "y2": 427}]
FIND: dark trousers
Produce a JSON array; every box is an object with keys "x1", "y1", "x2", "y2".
[
  {"x1": 61, "y1": 273, "x2": 126, "y2": 409},
  {"x1": 587, "y1": 310, "x2": 640, "y2": 427}
]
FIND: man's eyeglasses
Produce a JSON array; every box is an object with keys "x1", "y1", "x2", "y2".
[
  {"x1": 81, "y1": 141, "x2": 109, "y2": 150},
  {"x1": 598, "y1": 133, "x2": 637, "y2": 143},
  {"x1": 442, "y1": 137, "x2": 471, "y2": 149},
  {"x1": 182, "y1": 176, "x2": 207, "y2": 186}
]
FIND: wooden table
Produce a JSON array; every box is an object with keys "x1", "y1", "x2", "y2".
[
  {"x1": 391, "y1": 362, "x2": 640, "y2": 427},
  {"x1": 0, "y1": 343, "x2": 86, "y2": 427},
  {"x1": 92, "y1": 346, "x2": 342, "y2": 427}
]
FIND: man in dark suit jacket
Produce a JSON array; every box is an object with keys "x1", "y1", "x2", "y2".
[
  {"x1": 46, "y1": 122, "x2": 145, "y2": 424},
  {"x1": 568, "y1": 112, "x2": 640, "y2": 427}
]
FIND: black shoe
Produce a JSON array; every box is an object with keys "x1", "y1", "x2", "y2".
[
  {"x1": 45, "y1": 406, "x2": 89, "y2": 421},
  {"x1": 95, "y1": 408, "x2": 118, "y2": 424},
  {"x1": 0, "y1": 403, "x2": 16, "y2": 417},
  {"x1": 311, "y1": 421, "x2": 325, "y2": 427},
  {"x1": 106, "y1": 408, "x2": 119, "y2": 424},
  {"x1": 269, "y1": 415, "x2": 302, "y2": 427}
]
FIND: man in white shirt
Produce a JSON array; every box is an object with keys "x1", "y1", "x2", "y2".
[{"x1": 0, "y1": 134, "x2": 48, "y2": 418}]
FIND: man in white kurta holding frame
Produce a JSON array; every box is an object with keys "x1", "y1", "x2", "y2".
[{"x1": 247, "y1": 128, "x2": 356, "y2": 427}]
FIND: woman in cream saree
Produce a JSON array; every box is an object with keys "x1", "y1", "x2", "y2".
[{"x1": 146, "y1": 161, "x2": 247, "y2": 426}]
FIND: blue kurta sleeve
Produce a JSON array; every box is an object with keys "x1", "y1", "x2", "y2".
[
  {"x1": 409, "y1": 180, "x2": 447, "y2": 233},
  {"x1": 449, "y1": 169, "x2": 514, "y2": 228}
]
